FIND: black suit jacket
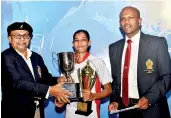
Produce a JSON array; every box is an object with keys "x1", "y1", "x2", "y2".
[
  {"x1": 1, "y1": 47, "x2": 58, "y2": 118},
  {"x1": 109, "y1": 32, "x2": 171, "y2": 118}
]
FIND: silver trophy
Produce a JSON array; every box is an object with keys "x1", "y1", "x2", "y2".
[
  {"x1": 57, "y1": 52, "x2": 74, "y2": 81},
  {"x1": 57, "y1": 52, "x2": 80, "y2": 101}
]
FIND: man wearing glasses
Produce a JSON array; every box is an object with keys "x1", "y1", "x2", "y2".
[{"x1": 1, "y1": 22, "x2": 72, "y2": 118}]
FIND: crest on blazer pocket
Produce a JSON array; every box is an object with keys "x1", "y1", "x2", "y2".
[
  {"x1": 144, "y1": 59, "x2": 155, "y2": 73},
  {"x1": 37, "y1": 66, "x2": 42, "y2": 78}
]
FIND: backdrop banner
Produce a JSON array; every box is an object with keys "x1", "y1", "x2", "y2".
[{"x1": 1, "y1": 1, "x2": 171, "y2": 118}]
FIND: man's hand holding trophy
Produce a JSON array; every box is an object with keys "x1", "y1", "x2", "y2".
[{"x1": 49, "y1": 82, "x2": 72, "y2": 104}]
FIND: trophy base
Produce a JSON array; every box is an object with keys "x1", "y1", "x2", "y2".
[
  {"x1": 75, "y1": 98, "x2": 93, "y2": 116},
  {"x1": 62, "y1": 83, "x2": 80, "y2": 102},
  {"x1": 75, "y1": 109, "x2": 93, "y2": 116}
]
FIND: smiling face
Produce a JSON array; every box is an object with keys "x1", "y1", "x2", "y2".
[
  {"x1": 8, "y1": 30, "x2": 31, "y2": 53},
  {"x1": 120, "y1": 7, "x2": 142, "y2": 38},
  {"x1": 72, "y1": 32, "x2": 91, "y2": 54}
]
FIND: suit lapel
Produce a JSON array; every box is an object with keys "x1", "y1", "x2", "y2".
[
  {"x1": 10, "y1": 47, "x2": 36, "y2": 81},
  {"x1": 30, "y1": 54, "x2": 39, "y2": 82},
  {"x1": 18, "y1": 56, "x2": 33, "y2": 76},
  {"x1": 118, "y1": 39, "x2": 125, "y2": 87},
  {"x1": 137, "y1": 32, "x2": 147, "y2": 84}
]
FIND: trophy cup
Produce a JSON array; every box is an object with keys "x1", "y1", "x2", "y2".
[
  {"x1": 75, "y1": 60, "x2": 97, "y2": 116},
  {"x1": 57, "y1": 52, "x2": 80, "y2": 101}
]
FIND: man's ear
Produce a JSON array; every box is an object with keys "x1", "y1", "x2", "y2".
[
  {"x1": 8, "y1": 36, "x2": 12, "y2": 43},
  {"x1": 138, "y1": 18, "x2": 142, "y2": 27}
]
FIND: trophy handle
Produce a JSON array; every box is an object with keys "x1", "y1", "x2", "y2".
[
  {"x1": 52, "y1": 52, "x2": 57, "y2": 60},
  {"x1": 57, "y1": 53, "x2": 60, "y2": 67},
  {"x1": 52, "y1": 52, "x2": 60, "y2": 71}
]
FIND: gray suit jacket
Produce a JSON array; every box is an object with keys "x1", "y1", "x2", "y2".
[{"x1": 109, "y1": 32, "x2": 171, "y2": 118}]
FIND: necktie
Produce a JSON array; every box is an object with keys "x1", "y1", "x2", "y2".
[{"x1": 122, "y1": 39, "x2": 132, "y2": 107}]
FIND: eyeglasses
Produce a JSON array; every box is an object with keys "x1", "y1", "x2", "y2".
[{"x1": 11, "y1": 34, "x2": 30, "y2": 40}]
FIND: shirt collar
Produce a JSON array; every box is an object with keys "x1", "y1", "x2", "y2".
[
  {"x1": 74, "y1": 52, "x2": 90, "y2": 64},
  {"x1": 15, "y1": 48, "x2": 32, "y2": 59},
  {"x1": 125, "y1": 30, "x2": 141, "y2": 44}
]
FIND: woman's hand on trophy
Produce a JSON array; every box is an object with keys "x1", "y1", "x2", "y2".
[
  {"x1": 82, "y1": 89, "x2": 95, "y2": 101},
  {"x1": 57, "y1": 76, "x2": 67, "y2": 83},
  {"x1": 57, "y1": 76, "x2": 74, "y2": 83},
  {"x1": 54, "y1": 98, "x2": 66, "y2": 107},
  {"x1": 67, "y1": 76, "x2": 75, "y2": 83}
]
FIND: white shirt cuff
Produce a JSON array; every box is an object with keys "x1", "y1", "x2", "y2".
[{"x1": 45, "y1": 87, "x2": 50, "y2": 99}]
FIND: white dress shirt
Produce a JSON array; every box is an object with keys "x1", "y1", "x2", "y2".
[{"x1": 120, "y1": 30, "x2": 141, "y2": 99}]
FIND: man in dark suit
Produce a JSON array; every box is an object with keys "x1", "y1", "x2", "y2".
[
  {"x1": 1, "y1": 22, "x2": 72, "y2": 118},
  {"x1": 108, "y1": 6, "x2": 171, "y2": 118}
]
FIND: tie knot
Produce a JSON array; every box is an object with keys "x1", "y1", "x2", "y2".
[{"x1": 127, "y1": 39, "x2": 132, "y2": 44}]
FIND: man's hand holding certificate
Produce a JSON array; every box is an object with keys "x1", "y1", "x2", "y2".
[
  {"x1": 108, "y1": 97, "x2": 150, "y2": 114},
  {"x1": 108, "y1": 102, "x2": 119, "y2": 113},
  {"x1": 109, "y1": 105, "x2": 138, "y2": 114}
]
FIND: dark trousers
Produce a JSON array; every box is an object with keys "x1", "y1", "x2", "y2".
[{"x1": 118, "y1": 98, "x2": 143, "y2": 118}]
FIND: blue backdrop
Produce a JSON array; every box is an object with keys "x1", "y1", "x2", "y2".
[{"x1": 1, "y1": 1, "x2": 171, "y2": 118}]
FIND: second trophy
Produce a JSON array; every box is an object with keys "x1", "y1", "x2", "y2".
[{"x1": 75, "y1": 60, "x2": 97, "y2": 116}]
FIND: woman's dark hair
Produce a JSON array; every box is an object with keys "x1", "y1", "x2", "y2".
[
  {"x1": 72, "y1": 29, "x2": 91, "y2": 52},
  {"x1": 73, "y1": 29, "x2": 90, "y2": 42}
]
